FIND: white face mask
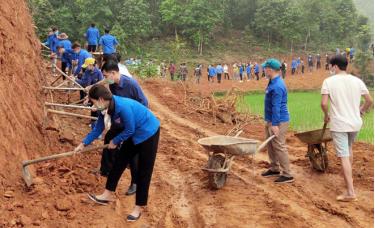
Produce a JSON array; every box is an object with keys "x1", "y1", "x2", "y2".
[{"x1": 329, "y1": 66, "x2": 336, "y2": 75}]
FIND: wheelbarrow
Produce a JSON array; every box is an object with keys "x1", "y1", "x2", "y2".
[
  {"x1": 294, "y1": 124, "x2": 332, "y2": 172},
  {"x1": 198, "y1": 135, "x2": 275, "y2": 189}
]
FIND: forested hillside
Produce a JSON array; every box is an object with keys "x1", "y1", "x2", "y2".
[{"x1": 29, "y1": 0, "x2": 372, "y2": 56}]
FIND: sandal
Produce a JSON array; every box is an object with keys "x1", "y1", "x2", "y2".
[
  {"x1": 336, "y1": 194, "x2": 357, "y2": 202},
  {"x1": 87, "y1": 193, "x2": 113, "y2": 205},
  {"x1": 127, "y1": 213, "x2": 141, "y2": 222}
]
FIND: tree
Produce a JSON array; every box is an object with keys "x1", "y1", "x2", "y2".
[{"x1": 116, "y1": 0, "x2": 152, "y2": 48}]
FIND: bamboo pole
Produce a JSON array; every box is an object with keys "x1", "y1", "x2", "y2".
[
  {"x1": 56, "y1": 80, "x2": 69, "y2": 88},
  {"x1": 42, "y1": 86, "x2": 85, "y2": 91},
  {"x1": 47, "y1": 109, "x2": 97, "y2": 120},
  {"x1": 54, "y1": 66, "x2": 84, "y2": 89},
  {"x1": 50, "y1": 74, "x2": 63, "y2": 86},
  {"x1": 41, "y1": 43, "x2": 50, "y2": 50},
  {"x1": 69, "y1": 98, "x2": 87, "y2": 105},
  {"x1": 45, "y1": 102, "x2": 96, "y2": 111}
]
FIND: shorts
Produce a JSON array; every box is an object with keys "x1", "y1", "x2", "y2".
[{"x1": 331, "y1": 131, "x2": 358, "y2": 157}]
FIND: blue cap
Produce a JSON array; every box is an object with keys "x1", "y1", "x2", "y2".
[{"x1": 262, "y1": 58, "x2": 281, "y2": 70}]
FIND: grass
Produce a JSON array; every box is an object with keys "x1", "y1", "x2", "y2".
[{"x1": 237, "y1": 91, "x2": 374, "y2": 144}]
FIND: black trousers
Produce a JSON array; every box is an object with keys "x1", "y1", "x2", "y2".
[
  {"x1": 282, "y1": 70, "x2": 286, "y2": 79},
  {"x1": 291, "y1": 68, "x2": 296, "y2": 75},
  {"x1": 217, "y1": 73, "x2": 222, "y2": 83},
  {"x1": 101, "y1": 126, "x2": 139, "y2": 186},
  {"x1": 88, "y1": 45, "x2": 97, "y2": 52},
  {"x1": 255, "y1": 72, "x2": 259, "y2": 80},
  {"x1": 61, "y1": 62, "x2": 68, "y2": 80},
  {"x1": 106, "y1": 128, "x2": 160, "y2": 206},
  {"x1": 224, "y1": 73, "x2": 229, "y2": 80},
  {"x1": 239, "y1": 73, "x2": 243, "y2": 81},
  {"x1": 170, "y1": 73, "x2": 174, "y2": 81}
]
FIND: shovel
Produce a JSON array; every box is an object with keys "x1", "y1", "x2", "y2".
[
  {"x1": 22, "y1": 144, "x2": 108, "y2": 187},
  {"x1": 320, "y1": 123, "x2": 327, "y2": 140}
]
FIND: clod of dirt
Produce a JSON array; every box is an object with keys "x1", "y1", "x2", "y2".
[
  {"x1": 4, "y1": 190, "x2": 14, "y2": 198},
  {"x1": 41, "y1": 210, "x2": 50, "y2": 220},
  {"x1": 33, "y1": 177, "x2": 44, "y2": 185},
  {"x1": 18, "y1": 215, "x2": 33, "y2": 226},
  {"x1": 55, "y1": 198, "x2": 73, "y2": 211}
]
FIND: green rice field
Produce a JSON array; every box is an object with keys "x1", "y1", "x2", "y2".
[{"x1": 237, "y1": 91, "x2": 374, "y2": 144}]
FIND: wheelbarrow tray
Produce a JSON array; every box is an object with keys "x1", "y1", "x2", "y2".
[
  {"x1": 295, "y1": 128, "x2": 332, "y2": 144},
  {"x1": 198, "y1": 136, "x2": 259, "y2": 156}
]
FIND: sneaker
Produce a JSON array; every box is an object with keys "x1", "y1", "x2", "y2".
[
  {"x1": 274, "y1": 176, "x2": 294, "y2": 184},
  {"x1": 261, "y1": 169, "x2": 280, "y2": 177}
]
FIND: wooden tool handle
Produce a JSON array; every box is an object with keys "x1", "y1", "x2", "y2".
[{"x1": 23, "y1": 145, "x2": 108, "y2": 166}]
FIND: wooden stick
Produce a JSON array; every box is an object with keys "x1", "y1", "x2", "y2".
[
  {"x1": 45, "y1": 102, "x2": 96, "y2": 110},
  {"x1": 54, "y1": 66, "x2": 84, "y2": 89},
  {"x1": 41, "y1": 43, "x2": 50, "y2": 50},
  {"x1": 43, "y1": 86, "x2": 85, "y2": 91},
  {"x1": 56, "y1": 80, "x2": 69, "y2": 88},
  {"x1": 47, "y1": 109, "x2": 97, "y2": 120},
  {"x1": 69, "y1": 98, "x2": 87, "y2": 105},
  {"x1": 50, "y1": 74, "x2": 63, "y2": 86}
]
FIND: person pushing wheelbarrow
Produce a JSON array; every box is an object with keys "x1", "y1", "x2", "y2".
[{"x1": 261, "y1": 58, "x2": 294, "y2": 184}]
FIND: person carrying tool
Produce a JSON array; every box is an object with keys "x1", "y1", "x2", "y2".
[
  {"x1": 44, "y1": 27, "x2": 59, "y2": 76},
  {"x1": 261, "y1": 58, "x2": 294, "y2": 184},
  {"x1": 321, "y1": 55, "x2": 372, "y2": 202},
  {"x1": 86, "y1": 23, "x2": 100, "y2": 52},
  {"x1": 76, "y1": 58, "x2": 103, "y2": 92},
  {"x1": 92, "y1": 60, "x2": 148, "y2": 195},
  {"x1": 74, "y1": 84, "x2": 160, "y2": 222},
  {"x1": 76, "y1": 57, "x2": 104, "y2": 126}
]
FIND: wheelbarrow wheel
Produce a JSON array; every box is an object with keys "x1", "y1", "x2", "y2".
[{"x1": 207, "y1": 154, "x2": 227, "y2": 190}]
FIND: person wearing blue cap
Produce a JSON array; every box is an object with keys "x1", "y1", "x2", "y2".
[
  {"x1": 86, "y1": 23, "x2": 100, "y2": 52},
  {"x1": 261, "y1": 58, "x2": 294, "y2": 184}
]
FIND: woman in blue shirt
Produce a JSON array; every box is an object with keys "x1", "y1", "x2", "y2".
[{"x1": 74, "y1": 84, "x2": 160, "y2": 222}]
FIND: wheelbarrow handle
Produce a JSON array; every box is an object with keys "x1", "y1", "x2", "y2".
[
  {"x1": 255, "y1": 135, "x2": 276, "y2": 154},
  {"x1": 22, "y1": 144, "x2": 108, "y2": 167}
]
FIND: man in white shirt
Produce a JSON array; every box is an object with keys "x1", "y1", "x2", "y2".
[{"x1": 321, "y1": 55, "x2": 372, "y2": 202}]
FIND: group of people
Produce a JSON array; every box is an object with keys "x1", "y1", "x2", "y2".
[
  {"x1": 43, "y1": 24, "x2": 160, "y2": 222},
  {"x1": 43, "y1": 24, "x2": 119, "y2": 78},
  {"x1": 42, "y1": 23, "x2": 372, "y2": 222},
  {"x1": 261, "y1": 55, "x2": 372, "y2": 203}
]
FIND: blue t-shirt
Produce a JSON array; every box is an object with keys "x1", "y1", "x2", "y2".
[
  {"x1": 208, "y1": 67, "x2": 216, "y2": 77},
  {"x1": 109, "y1": 75, "x2": 148, "y2": 107},
  {"x1": 57, "y1": 39, "x2": 72, "y2": 63},
  {"x1": 246, "y1": 65, "x2": 251, "y2": 74},
  {"x1": 264, "y1": 76, "x2": 290, "y2": 126},
  {"x1": 74, "y1": 49, "x2": 92, "y2": 75},
  {"x1": 86, "y1": 27, "x2": 100, "y2": 45},
  {"x1": 99, "y1": 34, "x2": 119, "y2": 54},
  {"x1": 76, "y1": 67, "x2": 103, "y2": 87},
  {"x1": 83, "y1": 95, "x2": 160, "y2": 145},
  {"x1": 216, "y1": 65, "x2": 223, "y2": 74},
  {"x1": 291, "y1": 60, "x2": 298, "y2": 69},
  {"x1": 254, "y1": 64, "x2": 259, "y2": 73}
]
